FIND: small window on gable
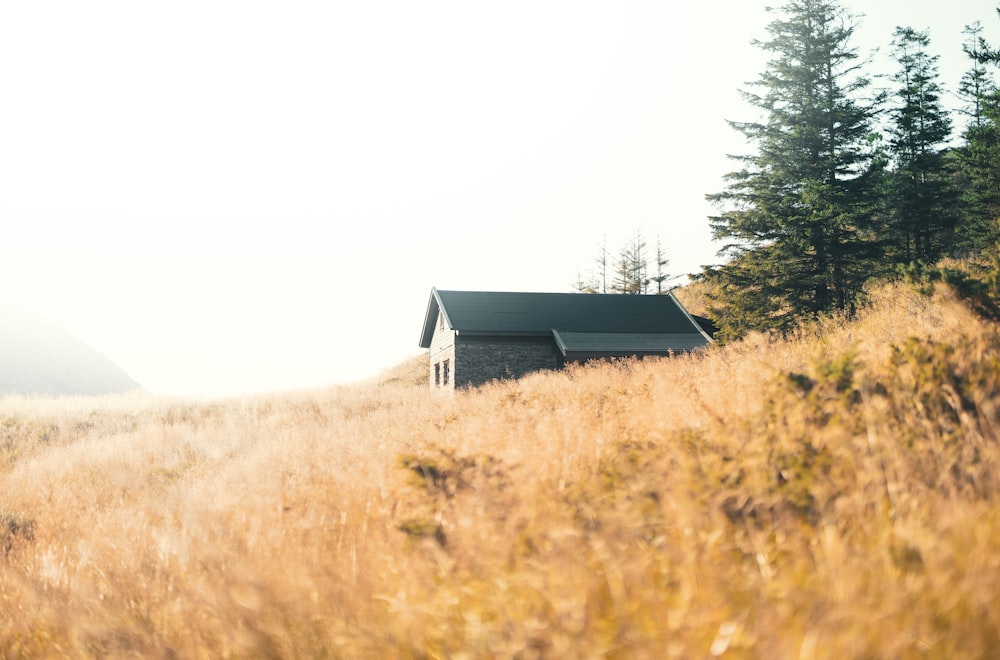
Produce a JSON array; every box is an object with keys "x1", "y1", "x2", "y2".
[
  {"x1": 438, "y1": 311, "x2": 445, "y2": 331},
  {"x1": 442, "y1": 359, "x2": 450, "y2": 386},
  {"x1": 434, "y1": 362, "x2": 441, "y2": 386}
]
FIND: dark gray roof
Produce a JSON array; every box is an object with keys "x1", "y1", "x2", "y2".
[
  {"x1": 419, "y1": 289, "x2": 712, "y2": 353},
  {"x1": 552, "y1": 331, "x2": 710, "y2": 357}
]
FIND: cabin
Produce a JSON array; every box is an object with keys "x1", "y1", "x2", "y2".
[{"x1": 418, "y1": 288, "x2": 713, "y2": 390}]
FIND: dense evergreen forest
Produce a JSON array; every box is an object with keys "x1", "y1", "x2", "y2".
[{"x1": 701, "y1": 0, "x2": 1000, "y2": 340}]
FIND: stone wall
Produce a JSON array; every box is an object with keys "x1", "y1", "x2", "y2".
[
  {"x1": 428, "y1": 319, "x2": 565, "y2": 390},
  {"x1": 453, "y1": 339, "x2": 563, "y2": 388}
]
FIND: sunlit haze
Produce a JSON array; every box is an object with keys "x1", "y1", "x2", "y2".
[{"x1": 0, "y1": 1, "x2": 986, "y2": 397}]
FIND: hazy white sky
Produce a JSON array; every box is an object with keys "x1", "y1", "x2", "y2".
[{"x1": 0, "y1": 1, "x2": 993, "y2": 397}]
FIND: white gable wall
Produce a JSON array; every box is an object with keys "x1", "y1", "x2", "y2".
[{"x1": 429, "y1": 311, "x2": 456, "y2": 390}]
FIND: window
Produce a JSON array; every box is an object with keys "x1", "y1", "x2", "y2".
[
  {"x1": 438, "y1": 311, "x2": 445, "y2": 331},
  {"x1": 434, "y1": 362, "x2": 441, "y2": 386},
  {"x1": 442, "y1": 359, "x2": 450, "y2": 386}
]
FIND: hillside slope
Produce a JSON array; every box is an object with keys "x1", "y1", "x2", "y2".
[
  {"x1": 0, "y1": 277, "x2": 997, "y2": 656},
  {"x1": 0, "y1": 310, "x2": 139, "y2": 396}
]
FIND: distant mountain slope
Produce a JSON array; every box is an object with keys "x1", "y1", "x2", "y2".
[{"x1": 0, "y1": 310, "x2": 139, "y2": 396}]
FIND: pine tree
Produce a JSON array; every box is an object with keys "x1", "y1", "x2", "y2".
[
  {"x1": 629, "y1": 232, "x2": 649, "y2": 294},
  {"x1": 705, "y1": 0, "x2": 884, "y2": 339},
  {"x1": 958, "y1": 22, "x2": 993, "y2": 129},
  {"x1": 571, "y1": 270, "x2": 598, "y2": 294},
  {"x1": 649, "y1": 236, "x2": 672, "y2": 294},
  {"x1": 610, "y1": 232, "x2": 648, "y2": 294},
  {"x1": 594, "y1": 235, "x2": 609, "y2": 294},
  {"x1": 575, "y1": 231, "x2": 668, "y2": 295},
  {"x1": 885, "y1": 26, "x2": 956, "y2": 263},
  {"x1": 954, "y1": 20, "x2": 1000, "y2": 252}
]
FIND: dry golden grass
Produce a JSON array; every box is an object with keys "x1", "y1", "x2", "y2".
[{"x1": 0, "y1": 279, "x2": 998, "y2": 657}]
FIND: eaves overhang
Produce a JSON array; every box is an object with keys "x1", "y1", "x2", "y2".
[
  {"x1": 667, "y1": 290, "x2": 715, "y2": 344},
  {"x1": 551, "y1": 329, "x2": 710, "y2": 358},
  {"x1": 418, "y1": 287, "x2": 453, "y2": 348},
  {"x1": 454, "y1": 330, "x2": 552, "y2": 339}
]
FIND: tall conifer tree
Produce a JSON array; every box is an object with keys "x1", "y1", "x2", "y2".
[
  {"x1": 610, "y1": 232, "x2": 649, "y2": 294},
  {"x1": 650, "y1": 236, "x2": 672, "y2": 294},
  {"x1": 885, "y1": 26, "x2": 955, "y2": 263},
  {"x1": 705, "y1": 0, "x2": 883, "y2": 340},
  {"x1": 955, "y1": 20, "x2": 1000, "y2": 252},
  {"x1": 958, "y1": 22, "x2": 993, "y2": 129}
]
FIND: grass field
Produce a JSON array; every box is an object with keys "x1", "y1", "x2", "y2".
[{"x1": 0, "y1": 275, "x2": 998, "y2": 657}]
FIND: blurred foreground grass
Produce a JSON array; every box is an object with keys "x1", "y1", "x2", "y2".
[{"x1": 0, "y1": 270, "x2": 998, "y2": 657}]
